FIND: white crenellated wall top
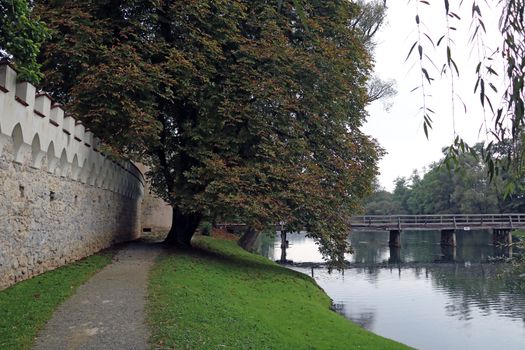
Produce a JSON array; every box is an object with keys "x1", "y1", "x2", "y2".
[{"x1": 0, "y1": 61, "x2": 144, "y2": 199}]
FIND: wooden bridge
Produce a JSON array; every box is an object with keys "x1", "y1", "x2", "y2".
[
  {"x1": 350, "y1": 214, "x2": 525, "y2": 247},
  {"x1": 217, "y1": 214, "x2": 523, "y2": 248},
  {"x1": 350, "y1": 214, "x2": 525, "y2": 231}
]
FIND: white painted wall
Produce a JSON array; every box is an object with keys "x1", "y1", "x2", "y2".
[{"x1": 0, "y1": 62, "x2": 144, "y2": 199}]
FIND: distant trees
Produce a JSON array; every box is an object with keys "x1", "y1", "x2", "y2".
[{"x1": 364, "y1": 143, "x2": 525, "y2": 215}]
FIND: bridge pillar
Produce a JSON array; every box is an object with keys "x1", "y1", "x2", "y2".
[
  {"x1": 493, "y1": 244, "x2": 513, "y2": 258},
  {"x1": 493, "y1": 229, "x2": 512, "y2": 246},
  {"x1": 440, "y1": 229, "x2": 456, "y2": 247},
  {"x1": 388, "y1": 246, "x2": 401, "y2": 264},
  {"x1": 389, "y1": 230, "x2": 401, "y2": 248},
  {"x1": 279, "y1": 231, "x2": 290, "y2": 263},
  {"x1": 440, "y1": 245, "x2": 457, "y2": 262}
]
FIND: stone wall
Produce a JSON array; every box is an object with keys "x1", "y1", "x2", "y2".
[
  {"x1": 136, "y1": 164, "x2": 172, "y2": 234},
  {"x1": 0, "y1": 62, "x2": 145, "y2": 290}
]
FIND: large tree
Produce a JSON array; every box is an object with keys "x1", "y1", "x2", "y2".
[{"x1": 33, "y1": 0, "x2": 380, "y2": 266}]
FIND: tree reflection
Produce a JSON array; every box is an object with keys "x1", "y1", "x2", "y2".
[
  {"x1": 425, "y1": 264, "x2": 525, "y2": 322},
  {"x1": 260, "y1": 231, "x2": 525, "y2": 324}
]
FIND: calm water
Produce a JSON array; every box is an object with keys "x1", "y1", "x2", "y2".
[{"x1": 261, "y1": 231, "x2": 525, "y2": 350}]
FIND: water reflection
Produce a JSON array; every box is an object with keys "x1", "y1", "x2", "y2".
[
  {"x1": 263, "y1": 230, "x2": 515, "y2": 264},
  {"x1": 261, "y1": 231, "x2": 525, "y2": 350}
]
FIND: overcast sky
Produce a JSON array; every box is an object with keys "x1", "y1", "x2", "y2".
[{"x1": 364, "y1": 1, "x2": 504, "y2": 191}]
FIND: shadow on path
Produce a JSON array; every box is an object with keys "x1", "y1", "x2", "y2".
[{"x1": 32, "y1": 242, "x2": 162, "y2": 350}]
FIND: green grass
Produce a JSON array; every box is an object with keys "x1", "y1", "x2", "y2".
[
  {"x1": 0, "y1": 253, "x2": 113, "y2": 350},
  {"x1": 513, "y1": 230, "x2": 525, "y2": 239},
  {"x1": 148, "y1": 236, "x2": 410, "y2": 350}
]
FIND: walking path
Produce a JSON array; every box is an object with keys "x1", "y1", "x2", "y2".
[{"x1": 33, "y1": 242, "x2": 161, "y2": 350}]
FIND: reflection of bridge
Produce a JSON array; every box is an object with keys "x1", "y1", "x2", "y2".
[{"x1": 351, "y1": 214, "x2": 524, "y2": 247}]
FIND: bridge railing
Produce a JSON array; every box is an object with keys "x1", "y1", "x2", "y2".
[
  {"x1": 217, "y1": 214, "x2": 525, "y2": 232},
  {"x1": 351, "y1": 214, "x2": 525, "y2": 229}
]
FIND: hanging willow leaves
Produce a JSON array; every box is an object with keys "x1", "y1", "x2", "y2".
[{"x1": 408, "y1": 0, "x2": 525, "y2": 193}]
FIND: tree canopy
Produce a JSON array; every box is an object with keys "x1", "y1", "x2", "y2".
[
  {"x1": 0, "y1": 0, "x2": 48, "y2": 83},
  {"x1": 29, "y1": 0, "x2": 381, "y2": 267}
]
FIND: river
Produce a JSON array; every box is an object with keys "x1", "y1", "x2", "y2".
[{"x1": 260, "y1": 230, "x2": 525, "y2": 350}]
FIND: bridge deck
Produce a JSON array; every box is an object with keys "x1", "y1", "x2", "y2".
[
  {"x1": 217, "y1": 214, "x2": 525, "y2": 232},
  {"x1": 351, "y1": 214, "x2": 525, "y2": 231}
]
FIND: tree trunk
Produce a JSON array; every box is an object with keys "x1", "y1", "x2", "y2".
[
  {"x1": 164, "y1": 206, "x2": 202, "y2": 248},
  {"x1": 238, "y1": 227, "x2": 262, "y2": 252},
  {"x1": 280, "y1": 231, "x2": 288, "y2": 263}
]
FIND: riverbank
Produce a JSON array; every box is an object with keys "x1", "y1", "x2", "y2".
[
  {"x1": 0, "y1": 252, "x2": 113, "y2": 350},
  {"x1": 147, "y1": 235, "x2": 410, "y2": 349},
  {"x1": 513, "y1": 230, "x2": 525, "y2": 239}
]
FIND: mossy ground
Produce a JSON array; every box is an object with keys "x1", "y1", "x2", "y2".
[
  {"x1": 148, "y1": 235, "x2": 410, "y2": 350},
  {"x1": 0, "y1": 253, "x2": 113, "y2": 350}
]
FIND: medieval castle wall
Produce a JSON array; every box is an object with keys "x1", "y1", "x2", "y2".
[
  {"x1": 135, "y1": 164, "x2": 172, "y2": 234},
  {"x1": 0, "y1": 62, "x2": 146, "y2": 290}
]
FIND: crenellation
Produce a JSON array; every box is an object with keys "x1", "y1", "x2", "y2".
[
  {"x1": 50, "y1": 104, "x2": 63, "y2": 127},
  {"x1": 92, "y1": 136, "x2": 101, "y2": 152},
  {"x1": 34, "y1": 93, "x2": 52, "y2": 119},
  {"x1": 74, "y1": 121, "x2": 84, "y2": 143},
  {"x1": 62, "y1": 115, "x2": 74, "y2": 138},
  {"x1": 0, "y1": 60, "x2": 157, "y2": 291},
  {"x1": 84, "y1": 131, "x2": 93, "y2": 147},
  {"x1": 15, "y1": 81, "x2": 35, "y2": 107},
  {"x1": 0, "y1": 63, "x2": 16, "y2": 94}
]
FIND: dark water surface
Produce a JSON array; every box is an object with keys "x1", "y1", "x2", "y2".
[{"x1": 261, "y1": 231, "x2": 525, "y2": 350}]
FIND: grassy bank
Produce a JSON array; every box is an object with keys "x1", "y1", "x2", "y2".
[
  {"x1": 0, "y1": 253, "x2": 113, "y2": 350},
  {"x1": 513, "y1": 230, "x2": 525, "y2": 239},
  {"x1": 148, "y1": 236, "x2": 410, "y2": 349}
]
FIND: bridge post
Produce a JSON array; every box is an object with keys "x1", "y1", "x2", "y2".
[
  {"x1": 440, "y1": 229, "x2": 456, "y2": 247},
  {"x1": 493, "y1": 229, "x2": 512, "y2": 246},
  {"x1": 388, "y1": 246, "x2": 401, "y2": 264},
  {"x1": 389, "y1": 230, "x2": 401, "y2": 248},
  {"x1": 280, "y1": 231, "x2": 290, "y2": 263},
  {"x1": 493, "y1": 243, "x2": 513, "y2": 258},
  {"x1": 440, "y1": 245, "x2": 457, "y2": 262}
]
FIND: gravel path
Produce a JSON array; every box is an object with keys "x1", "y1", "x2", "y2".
[{"x1": 33, "y1": 242, "x2": 161, "y2": 350}]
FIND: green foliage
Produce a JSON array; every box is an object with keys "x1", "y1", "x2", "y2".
[
  {"x1": 35, "y1": 0, "x2": 381, "y2": 266},
  {"x1": 364, "y1": 142, "x2": 525, "y2": 215},
  {"x1": 407, "y1": 0, "x2": 525, "y2": 192},
  {"x1": 364, "y1": 189, "x2": 403, "y2": 215},
  {"x1": 0, "y1": 253, "x2": 112, "y2": 350},
  {"x1": 198, "y1": 220, "x2": 212, "y2": 236},
  {"x1": 148, "y1": 236, "x2": 410, "y2": 349},
  {"x1": 0, "y1": 0, "x2": 49, "y2": 83},
  {"x1": 513, "y1": 230, "x2": 525, "y2": 239}
]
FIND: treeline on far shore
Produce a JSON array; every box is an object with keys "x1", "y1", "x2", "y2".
[{"x1": 364, "y1": 143, "x2": 525, "y2": 215}]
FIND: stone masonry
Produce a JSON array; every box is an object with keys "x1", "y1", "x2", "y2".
[
  {"x1": 136, "y1": 164, "x2": 172, "y2": 234},
  {"x1": 0, "y1": 62, "x2": 145, "y2": 290}
]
